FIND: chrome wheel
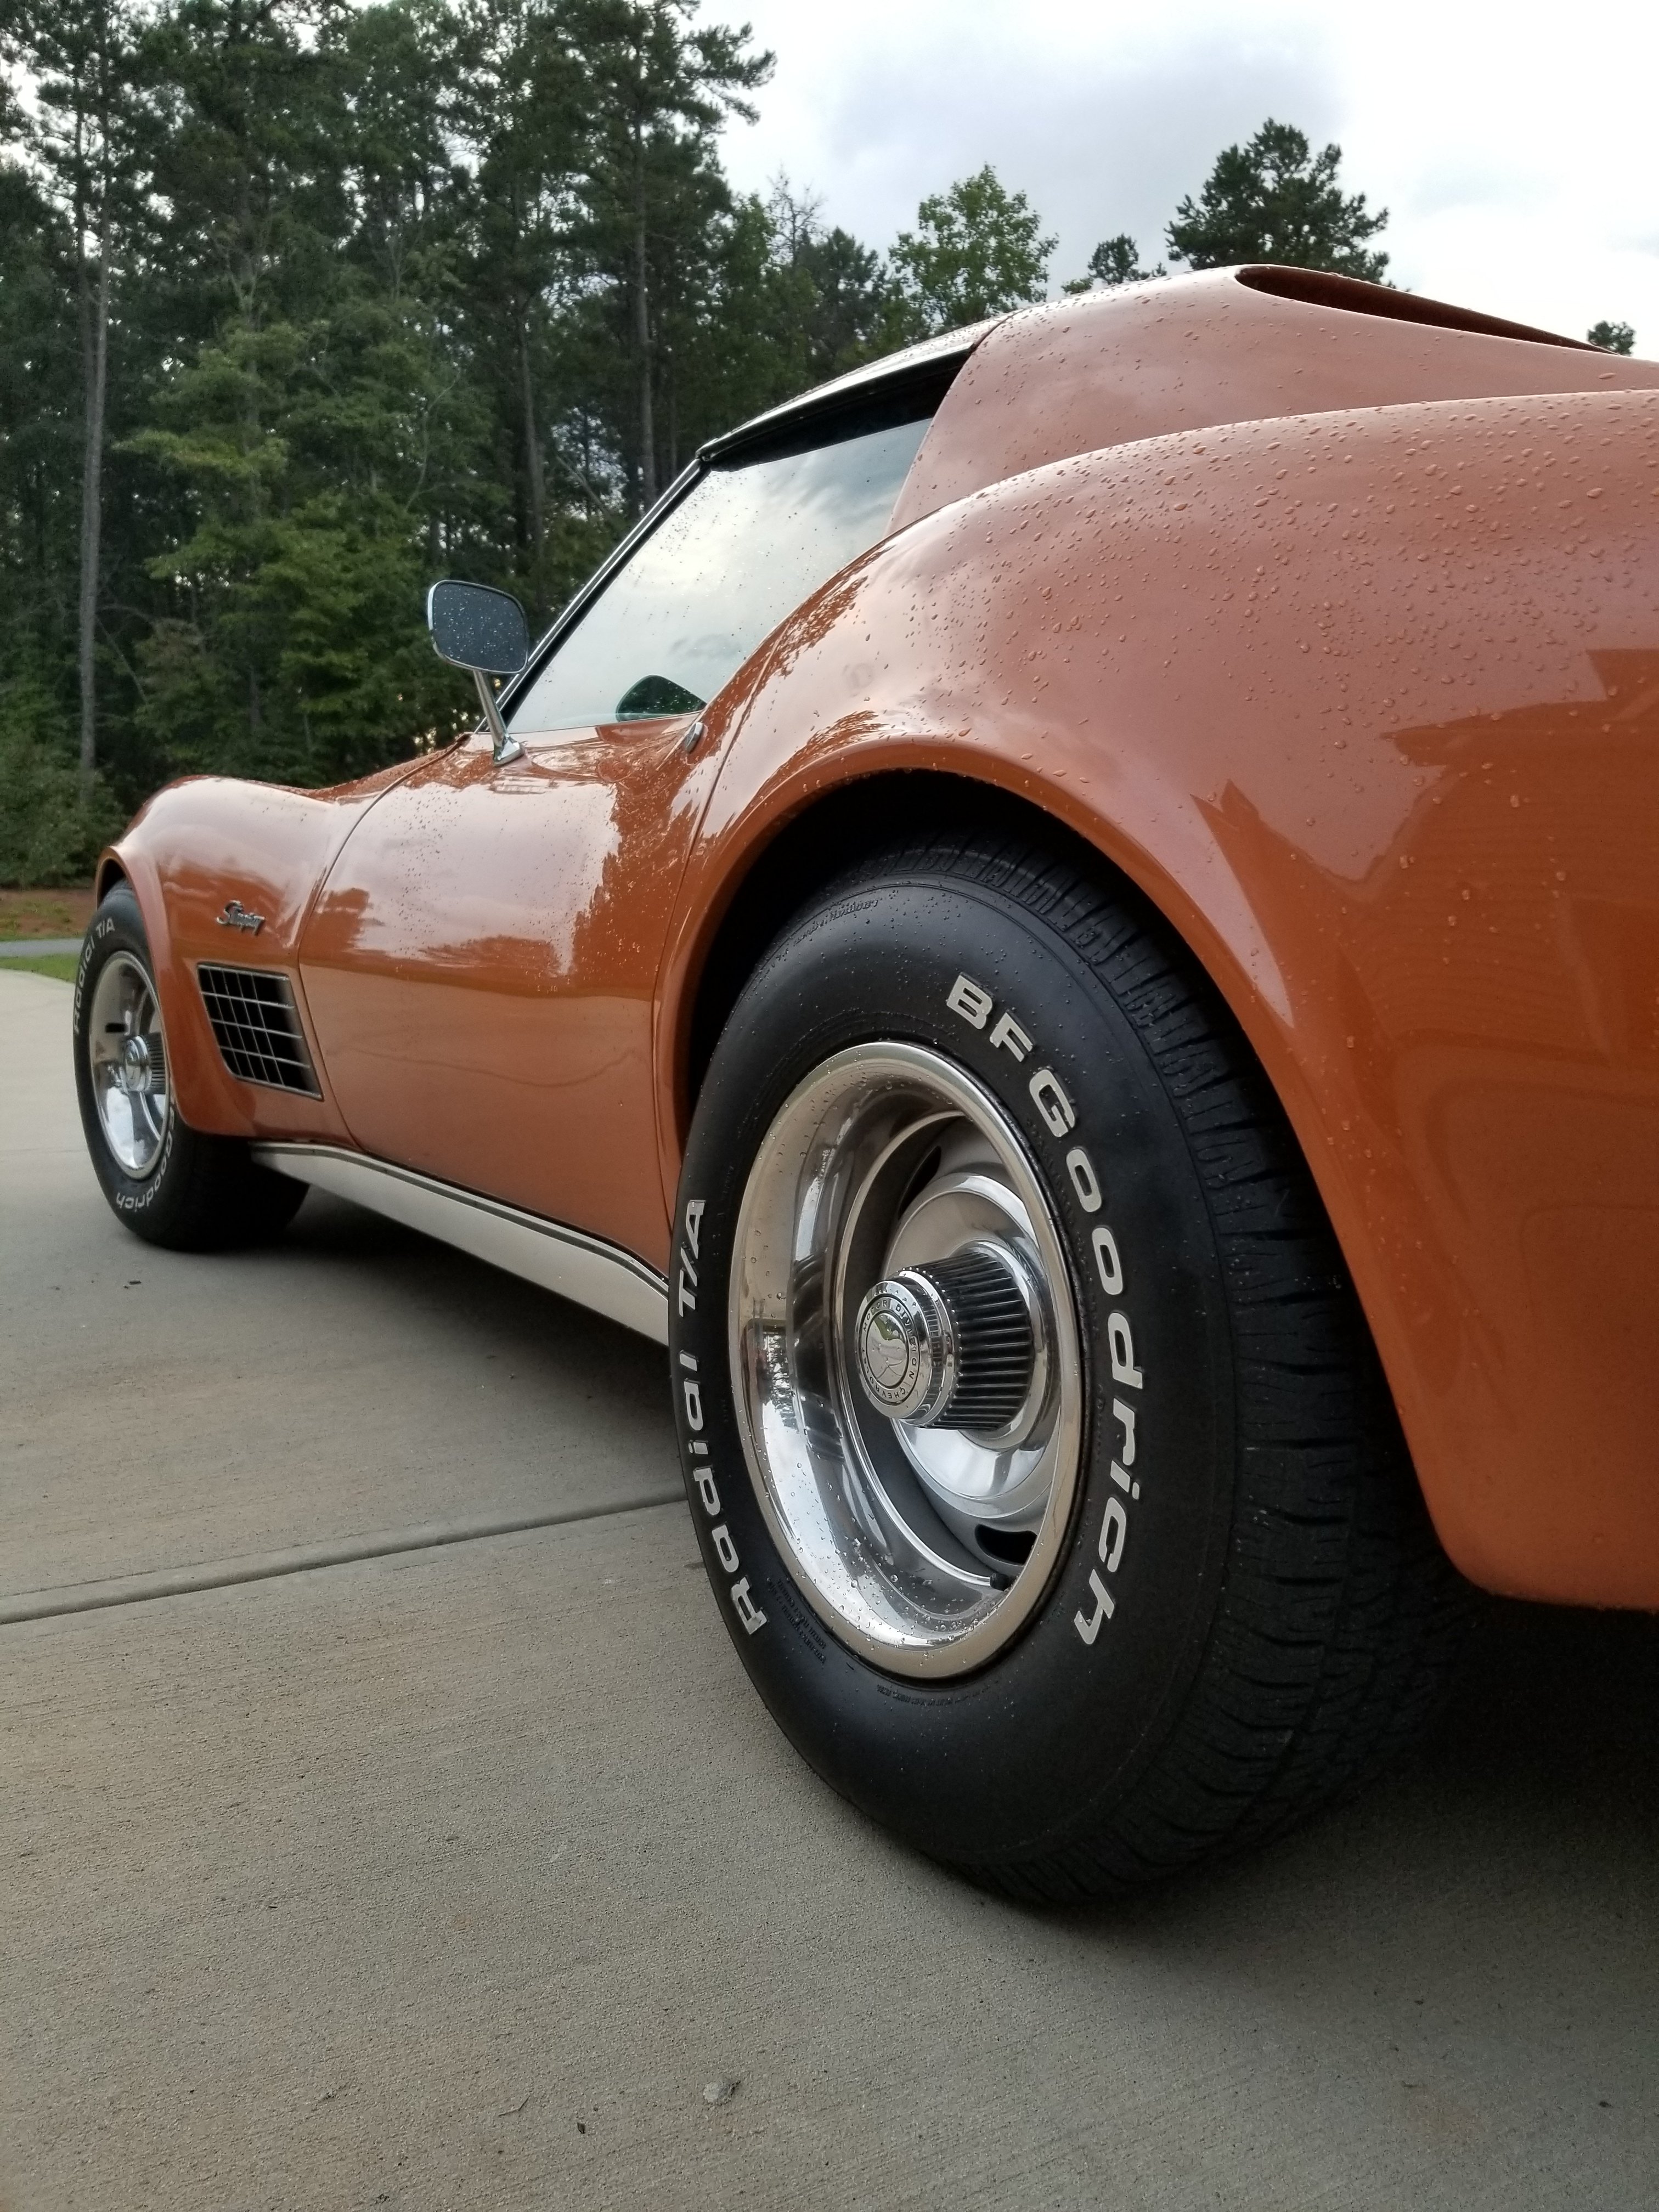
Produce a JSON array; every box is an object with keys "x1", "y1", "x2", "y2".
[
  {"x1": 730, "y1": 1042, "x2": 1084, "y2": 1678},
  {"x1": 87, "y1": 951, "x2": 171, "y2": 1178}
]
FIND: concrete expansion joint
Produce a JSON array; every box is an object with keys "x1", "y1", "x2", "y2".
[{"x1": 0, "y1": 1490, "x2": 687, "y2": 1626}]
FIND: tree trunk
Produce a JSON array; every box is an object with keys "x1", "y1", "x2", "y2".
[
  {"x1": 520, "y1": 317, "x2": 545, "y2": 606},
  {"x1": 77, "y1": 208, "x2": 111, "y2": 788},
  {"x1": 633, "y1": 134, "x2": 656, "y2": 509}
]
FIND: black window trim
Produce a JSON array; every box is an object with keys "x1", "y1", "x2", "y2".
[{"x1": 498, "y1": 330, "x2": 989, "y2": 725}]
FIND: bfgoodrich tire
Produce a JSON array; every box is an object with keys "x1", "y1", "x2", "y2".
[
  {"x1": 670, "y1": 832, "x2": 1467, "y2": 1899},
  {"x1": 74, "y1": 883, "x2": 306, "y2": 1252}
]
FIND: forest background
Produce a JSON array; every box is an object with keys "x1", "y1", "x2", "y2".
[{"x1": 0, "y1": 0, "x2": 1637, "y2": 883}]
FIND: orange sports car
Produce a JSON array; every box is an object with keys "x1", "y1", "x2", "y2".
[{"x1": 76, "y1": 266, "x2": 1659, "y2": 1898}]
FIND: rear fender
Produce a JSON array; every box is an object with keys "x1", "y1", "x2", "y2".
[{"x1": 660, "y1": 387, "x2": 1659, "y2": 1604}]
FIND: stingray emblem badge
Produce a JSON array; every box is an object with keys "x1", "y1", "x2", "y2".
[{"x1": 216, "y1": 899, "x2": 265, "y2": 934}]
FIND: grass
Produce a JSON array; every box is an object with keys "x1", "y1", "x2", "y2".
[{"x1": 1, "y1": 953, "x2": 78, "y2": 982}]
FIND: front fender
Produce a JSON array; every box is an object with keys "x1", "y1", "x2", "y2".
[
  {"x1": 105, "y1": 760, "x2": 422, "y2": 1139},
  {"x1": 661, "y1": 386, "x2": 1659, "y2": 1605}
]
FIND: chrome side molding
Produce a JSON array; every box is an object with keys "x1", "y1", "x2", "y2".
[{"x1": 250, "y1": 1143, "x2": 669, "y2": 1345}]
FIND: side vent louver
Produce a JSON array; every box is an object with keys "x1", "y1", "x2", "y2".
[{"x1": 196, "y1": 964, "x2": 321, "y2": 1097}]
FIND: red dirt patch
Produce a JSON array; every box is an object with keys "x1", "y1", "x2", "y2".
[{"x1": 0, "y1": 887, "x2": 98, "y2": 940}]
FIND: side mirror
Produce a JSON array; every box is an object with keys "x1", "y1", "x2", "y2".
[
  {"x1": 427, "y1": 580, "x2": 528, "y2": 676},
  {"x1": 426, "y1": 580, "x2": 529, "y2": 763}
]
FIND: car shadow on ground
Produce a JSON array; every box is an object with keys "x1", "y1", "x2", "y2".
[
  {"x1": 1046, "y1": 1595, "x2": 1659, "y2": 2115},
  {"x1": 279, "y1": 1186, "x2": 674, "y2": 1404},
  {"x1": 289, "y1": 1185, "x2": 1659, "y2": 2094},
  {"x1": 290, "y1": 1184, "x2": 1659, "y2": 1895}
]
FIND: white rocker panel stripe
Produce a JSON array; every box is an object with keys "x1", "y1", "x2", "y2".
[{"x1": 251, "y1": 1143, "x2": 670, "y2": 1345}]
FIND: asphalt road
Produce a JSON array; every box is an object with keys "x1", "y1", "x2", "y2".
[{"x1": 4, "y1": 967, "x2": 1656, "y2": 2211}]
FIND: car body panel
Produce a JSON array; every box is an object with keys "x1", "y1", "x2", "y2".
[
  {"x1": 659, "y1": 385, "x2": 1659, "y2": 1605},
  {"x1": 98, "y1": 761, "x2": 422, "y2": 1143},
  {"x1": 101, "y1": 270, "x2": 1659, "y2": 1606},
  {"x1": 296, "y1": 718, "x2": 718, "y2": 1266},
  {"x1": 893, "y1": 267, "x2": 1659, "y2": 531}
]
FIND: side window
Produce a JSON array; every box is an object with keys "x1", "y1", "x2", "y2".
[{"x1": 508, "y1": 408, "x2": 932, "y2": 736}]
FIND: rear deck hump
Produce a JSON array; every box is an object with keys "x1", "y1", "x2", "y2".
[{"x1": 893, "y1": 266, "x2": 1659, "y2": 527}]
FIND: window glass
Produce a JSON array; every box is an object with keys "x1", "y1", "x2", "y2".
[{"x1": 508, "y1": 411, "x2": 930, "y2": 734}]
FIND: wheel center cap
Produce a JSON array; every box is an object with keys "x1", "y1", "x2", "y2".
[
  {"x1": 855, "y1": 1278, "x2": 951, "y2": 1423},
  {"x1": 855, "y1": 1246, "x2": 1042, "y2": 1438},
  {"x1": 116, "y1": 1036, "x2": 153, "y2": 1092},
  {"x1": 861, "y1": 1306, "x2": 915, "y2": 1392}
]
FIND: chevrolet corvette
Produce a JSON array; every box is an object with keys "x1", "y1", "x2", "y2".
[{"x1": 75, "y1": 264, "x2": 1659, "y2": 1897}]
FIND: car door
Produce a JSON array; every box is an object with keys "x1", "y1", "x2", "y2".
[{"x1": 297, "y1": 397, "x2": 936, "y2": 1271}]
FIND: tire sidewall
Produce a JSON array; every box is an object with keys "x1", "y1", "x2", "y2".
[
  {"x1": 74, "y1": 888, "x2": 190, "y2": 1232},
  {"x1": 672, "y1": 871, "x2": 1238, "y2": 1869}
]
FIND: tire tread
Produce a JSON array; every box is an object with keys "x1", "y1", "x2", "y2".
[{"x1": 822, "y1": 827, "x2": 1469, "y2": 1895}]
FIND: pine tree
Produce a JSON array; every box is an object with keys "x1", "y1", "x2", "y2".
[
  {"x1": 1064, "y1": 232, "x2": 1164, "y2": 294},
  {"x1": 0, "y1": 117, "x2": 127, "y2": 873},
  {"x1": 573, "y1": 0, "x2": 771, "y2": 509},
  {"x1": 1588, "y1": 320, "x2": 1635, "y2": 355},
  {"x1": 757, "y1": 179, "x2": 898, "y2": 385},
  {"x1": 7, "y1": 0, "x2": 147, "y2": 787},
  {"x1": 0, "y1": 2, "x2": 1072, "y2": 821},
  {"x1": 450, "y1": 0, "x2": 590, "y2": 613},
  {"x1": 1166, "y1": 120, "x2": 1389, "y2": 282}
]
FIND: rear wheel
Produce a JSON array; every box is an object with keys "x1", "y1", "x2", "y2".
[
  {"x1": 74, "y1": 883, "x2": 305, "y2": 1251},
  {"x1": 671, "y1": 832, "x2": 1468, "y2": 1897}
]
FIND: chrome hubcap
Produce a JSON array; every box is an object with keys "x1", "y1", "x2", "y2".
[
  {"x1": 88, "y1": 952, "x2": 170, "y2": 1178},
  {"x1": 854, "y1": 1243, "x2": 1043, "y2": 1432},
  {"x1": 730, "y1": 1043, "x2": 1084, "y2": 1678}
]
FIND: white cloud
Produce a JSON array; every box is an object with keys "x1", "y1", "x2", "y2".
[{"x1": 717, "y1": 0, "x2": 1659, "y2": 350}]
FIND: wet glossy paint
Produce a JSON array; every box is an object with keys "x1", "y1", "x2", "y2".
[
  {"x1": 98, "y1": 761, "x2": 421, "y2": 1144},
  {"x1": 893, "y1": 266, "x2": 1659, "y2": 529},
  {"x1": 665, "y1": 383, "x2": 1659, "y2": 1605},
  {"x1": 106, "y1": 270, "x2": 1659, "y2": 1606},
  {"x1": 298, "y1": 720, "x2": 714, "y2": 1263}
]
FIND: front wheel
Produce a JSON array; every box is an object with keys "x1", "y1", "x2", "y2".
[
  {"x1": 74, "y1": 883, "x2": 305, "y2": 1251},
  {"x1": 671, "y1": 834, "x2": 1468, "y2": 1898}
]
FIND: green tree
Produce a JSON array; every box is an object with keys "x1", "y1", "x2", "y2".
[
  {"x1": 1063, "y1": 231, "x2": 1164, "y2": 295},
  {"x1": 131, "y1": 275, "x2": 499, "y2": 781},
  {"x1": 0, "y1": 0, "x2": 944, "y2": 825},
  {"x1": 4, "y1": 0, "x2": 148, "y2": 787},
  {"x1": 449, "y1": 0, "x2": 591, "y2": 613},
  {"x1": 0, "y1": 670, "x2": 125, "y2": 884},
  {"x1": 0, "y1": 149, "x2": 77, "y2": 702},
  {"x1": 890, "y1": 165, "x2": 1054, "y2": 334},
  {"x1": 0, "y1": 149, "x2": 128, "y2": 876},
  {"x1": 1166, "y1": 119, "x2": 1389, "y2": 281},
  {"x1": 574, "y1": 0, "x2": 771, "y2": 509},
  {"x1": 759, "y1": 177, "x2": 898, "y2": 383},
  {"x1": 1588, "y1": 319, "x2": 1635, "y2": 354}
]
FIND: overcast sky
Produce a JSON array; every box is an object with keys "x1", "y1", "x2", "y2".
[{"x1": 715, "y1": 0, "x2": 1657, "y2": 352}]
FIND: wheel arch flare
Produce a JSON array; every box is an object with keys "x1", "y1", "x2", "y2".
[{"x1": 660, "y1": 385, "x2": 1659, "y2": 1605}]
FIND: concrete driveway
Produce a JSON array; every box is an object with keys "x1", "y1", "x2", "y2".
[{"x1": 4, "y1": 967, "x2": 1656, "y2": 2211}]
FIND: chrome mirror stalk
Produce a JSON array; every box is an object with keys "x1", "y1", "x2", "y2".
[
  {"x1": 425, "y1": 579, "x2": 531, "y2": 764},
  {"x1": 473, "y1": 666, "x2": 524, "y2": 765}
]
